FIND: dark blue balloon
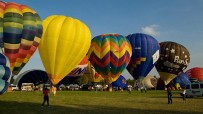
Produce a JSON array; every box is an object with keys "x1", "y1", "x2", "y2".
[
  {"x1": 0, "y1": 52, "x2": 11, "y2": 95},
  {"x1": 126, "y1": 33, "x2": 160, "y2": 79},
  {"x1": 112, "y1": 75, "x2": 128, "y2": 89},
  {"x1": 173, "y1": 72, "x2": 191, "y2": 88}
]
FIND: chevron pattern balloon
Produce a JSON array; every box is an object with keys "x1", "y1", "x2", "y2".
[{"x1": 88, "y1": 34, "x2": 132, "y2": 83}]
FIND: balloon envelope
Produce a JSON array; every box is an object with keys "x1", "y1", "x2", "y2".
[
  {"x1": 126, "y1": 33, "x2": 160, "y2": 80},
  {"x1": 0, "y1": 1, "x2": 43, "y2": 75},
  {"x1": 88, "y1": 34, "x2": 132, "y2": 83},
  {"x1": 185, "y1": 67, "x2": 203, "y2": 81},
  {"x1": 67, "y1": 56, "x2": 88, "y2": 77},
  {"x1": 112, "y1": 75, "x2": 128, "y2": 89},
  {"x1": 0, "y1": 50, "x2": 11, "y2": 95},
  {"x1": 155, "y1": 41, "x2": 190, "y2": 85},
  {"x1": 38, "y1": 15, "x2": 91, "y2": 85},
  {"x1": 173, "y1": 72, "x2": 191, "y2": 88}
]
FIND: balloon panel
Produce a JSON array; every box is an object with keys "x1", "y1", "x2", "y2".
[{"x1": 67, "y1": 56, "x2": 88, "y2": 77}]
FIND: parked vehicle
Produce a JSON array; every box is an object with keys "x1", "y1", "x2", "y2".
[
  {"x1": 10, "y1": 84, "x2": 19, "y2": 91},
  {"x1": 21, "y1": 83, "x2": 34, "y2": 91},
  {"x1": 182, "y1": 82, "x2": 203, "y2": 97}
]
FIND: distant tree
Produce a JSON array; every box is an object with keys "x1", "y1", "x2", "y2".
[{"x1": 127, "y1": 78, "x2": 134, "y2": 86}]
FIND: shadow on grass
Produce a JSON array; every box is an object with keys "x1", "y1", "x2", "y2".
[{"x1": 0, "y1": 101, "x2": 200, "y2": 114}]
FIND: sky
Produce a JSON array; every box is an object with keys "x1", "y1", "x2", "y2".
[{"x1": 3, "y1": 0, "x2": 203, "y2": 80}]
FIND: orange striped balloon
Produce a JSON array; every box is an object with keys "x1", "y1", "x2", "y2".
[{"x1": 0, "y1": 1, "x2": 42, "y2": 75}]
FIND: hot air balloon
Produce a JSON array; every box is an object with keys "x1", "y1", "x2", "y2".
[
  {"x1": 185, "y1": 67, "x2": 203, "y2": 81},
  {"x1": 38, "y1": 15, "x2": 91, "y2": 85},
  {"x1": 173, "y1": 72, "x2": 191, "y2": 89},
  {"x1": 112, "y1": 75, "x2": 128, "y2": 89},
  {"x1": 155, "y1": 41, "x2": 190, "y2": 85},
  {"x1": 0, "y1": 1, "x2": 43, "y2": 75},
  {"x1": 0, "y1": 49, "x2": 11, "y2": 94},
  {"x1": 88, "y1": 34, "x2": 132, "y2": 84},
  {"x1": 83, "y1": 62, "x2": 103, "y2": 83},
  {"x1": 126, "y1": 33, "x2": 160, "y2": 86}
]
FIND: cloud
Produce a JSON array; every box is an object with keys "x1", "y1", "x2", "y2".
[{"x1": 141, "y1": 24, "x2": 160, "y2": 37}]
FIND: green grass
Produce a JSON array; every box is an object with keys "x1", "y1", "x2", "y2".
[{"x1": 0, "y1": 90, "x2": 202, "y2": 114}]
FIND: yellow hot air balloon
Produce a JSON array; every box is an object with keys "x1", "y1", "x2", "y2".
[{"x1": 38, "y1": 15, "x2": 91, "y2": 85}]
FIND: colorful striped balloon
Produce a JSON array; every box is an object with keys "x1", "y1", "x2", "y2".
[
  {"x1": 0, "y1": 1, "x2": 42, "y2": 75},
  {"x1": 88, "y1": 34, "x2": 132, "y2": 83},
  {"x1": 0, "y1": 49, "x2": 11, "y2": 95}
]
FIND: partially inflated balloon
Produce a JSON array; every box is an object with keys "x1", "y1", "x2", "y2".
[
  {"x1": 173, "y1": 72, "x2": 191, "y2": 88},
  {"x1": 155, "y1": 41, "x2": 190, "y2": 85},
  {"x1": 0, "y1": 49, "x2": 11, "y2": 95},
  {"x1": 112, "y1": 75, "x2": 128, "y2": 89},
  {"x1": 126, "y1": 33, "x2": 160, "y2": 80},
  {"x1": 0, "y1": 1, "x2": 43, "y2": 75},
  {"x1": 143, "y1": 75, "x2": 157, "y2": 89},
  {"x1": 185, "y1": 67, "x2": 203, "y2": 81},
  {"x1": 83, "y1": 62, "x2": 103, "y2": 83},
  {"x1": 88, "y1": 34, "x2": 132, "y2": 83},
  {"x1": 67, "y1": 55, "x2": 88, "y2": 77},
  {"x1": 38, "y1": 15, "x2": 91, "y2": 85}
]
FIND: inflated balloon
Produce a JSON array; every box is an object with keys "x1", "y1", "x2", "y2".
[
  {"x1": 83, "y1": 62, "x2": 103, "y2": 83},
  {"x1": 67, "y1": 55, "x2": 88, "y2": 77},
  {"x1": 155, "y1": 41, "x2": 190, "y2": 85},
  {"x1": 173, "y1": 72, "x2": 191, "y2": 88},
  {"x1": 126, "y1": 33, "x2": 160, "y2": 80},
  {"x1": 0, "y1": 49, "x2": 11, "y2": 94},
  {"x1": 111, "y1": 75, "x2": 128, "y2": 89},
  {"x1": 0, "y1": 1, "x2": 43, "y2": 75},
  {"x1": 88, "y1": 34, "x2": 132, "y2": 83},
  {"x1": 185, "y1": 67, "x2": 203, "y2": 81},
  {"x1": 38, "y1": 15, "x2": 91, "y2": 85}
]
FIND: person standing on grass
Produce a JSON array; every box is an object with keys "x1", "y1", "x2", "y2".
[
  {"x1": 167, "y1": 86, "x2": 172, "y2": 104},
  {"x1": 41, "y1": 87, "x2": 49, "y2": 107},
  {"x1": 182, "y1": 87, "x2": 186, "y2": 103},
  {"x1": 52, "y1": 86, "x2": 57, "y2": 96}
]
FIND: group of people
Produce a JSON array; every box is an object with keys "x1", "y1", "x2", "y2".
[
  {"x1": 167, "y1": 86, "x2": 186, "y2": 104},
  {"x1": 41, "y1": 86, "x2": 57, "y2": 107}
]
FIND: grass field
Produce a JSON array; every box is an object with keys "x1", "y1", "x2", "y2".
[{"x1": 0, "y1": 90, "x2": 202, "y2": 114}]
